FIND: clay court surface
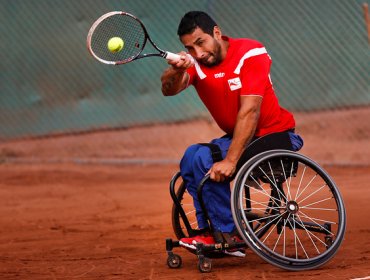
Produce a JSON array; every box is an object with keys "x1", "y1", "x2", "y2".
[{"x1": 0, "y1": 108, "x2": 369, "y2": 279}]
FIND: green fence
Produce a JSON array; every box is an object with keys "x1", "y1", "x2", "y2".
[{"x1": 0, "y1": 0, "x2": 369, "y2": 140}]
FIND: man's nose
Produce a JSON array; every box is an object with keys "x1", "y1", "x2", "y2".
[{"x1": 193, "y1": 47, "x2": 205, "y2": 59}]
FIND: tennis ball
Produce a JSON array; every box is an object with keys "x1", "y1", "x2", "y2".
[{"x1": 107, "y1": 37, "x2": 124, "y2": 53}]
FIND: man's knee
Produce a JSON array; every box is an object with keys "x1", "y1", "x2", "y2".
[
  {"x1": 180, "y1": 144, "x2": 202, "y2": 172},
  {"x1": 180, "y1": 143, "x2": 219, "y2": 177},
  {"x1": 192, "y1": 146, "x2": 213, "y2": 173}
]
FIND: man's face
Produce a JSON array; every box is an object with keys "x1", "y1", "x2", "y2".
[{"x1": 180, "y1": 26, "x2": 223, "y2": 67}]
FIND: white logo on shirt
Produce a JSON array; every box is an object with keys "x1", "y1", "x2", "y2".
[
  {"x1": 228, "y1": 77, "x2": 242, "y2": 91},
  {"x1": 214, "y1": 72, "x2": 225, "y2": 78}
]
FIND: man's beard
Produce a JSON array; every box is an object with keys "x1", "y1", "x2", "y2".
[{"x1": 199, "y1": 42, "x2": 222, "y2": 67}]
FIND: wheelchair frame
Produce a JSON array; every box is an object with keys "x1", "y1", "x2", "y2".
[{"x1": 166, "y1": 150, "x2": 346, "y2": 273}]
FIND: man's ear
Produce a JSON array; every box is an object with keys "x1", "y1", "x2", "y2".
[{"x1": 213, "y1": 26, "x2": 222, "y2": 39}]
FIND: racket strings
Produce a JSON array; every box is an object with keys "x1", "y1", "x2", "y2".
[{"x1": 90, "y1": 14, "x2": 146, "y2": 63}]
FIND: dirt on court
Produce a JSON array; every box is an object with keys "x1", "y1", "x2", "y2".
[
  {"x1": 0, "y1": 108, "x2": 369, "y2": 279},
  {"x1": 0, "y1": 163, "x2": 369, "y2": 280}
]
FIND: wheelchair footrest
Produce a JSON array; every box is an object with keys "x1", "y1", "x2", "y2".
[{"x1": 165, "y1": 237, "x2": 247, "y2": 273}]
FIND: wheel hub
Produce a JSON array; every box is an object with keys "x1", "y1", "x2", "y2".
[{"x1": 286, "y1": 201, "x2": 299, "y2": 214}]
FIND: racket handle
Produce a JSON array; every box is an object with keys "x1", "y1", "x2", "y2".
[
  {"x1": 165, "y1": 52, "x2": 194, "y2": 64},
  {"x1": 165, "y1": 52, "x2": 181, "y2": 62}
]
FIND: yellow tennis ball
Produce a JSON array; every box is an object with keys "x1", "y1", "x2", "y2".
[{"x1": 107, "y1": 37, "x2": 124, "y2": 53}]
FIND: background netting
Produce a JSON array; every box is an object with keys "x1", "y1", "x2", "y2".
[{"x1": 0, "y1": 0, "x2": 369, "y2": 164}]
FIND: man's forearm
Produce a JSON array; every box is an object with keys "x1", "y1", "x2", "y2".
[
  {"x1": 208, "y1": 108, "x2": 259, "y2": 182},
  {"x1": 225, "y1": 109, "x2": 259, "y2": 165},
  {"x1": 161, "y1": 67, "x2": 188, "y2": 96}
]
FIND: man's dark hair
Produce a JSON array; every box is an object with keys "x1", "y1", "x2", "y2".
[{"x1": 177, "y1": 11, "x2": 217, "y2": 37}]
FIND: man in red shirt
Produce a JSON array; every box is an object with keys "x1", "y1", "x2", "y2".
[{"x1": 161, "y1": 11, "x2": 303, "y2": 256}]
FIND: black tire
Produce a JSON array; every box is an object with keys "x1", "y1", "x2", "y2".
[
  {"x1": 172, "y1": 181, "x2": 187, "y2": 239},
  {"x1": 171, "y1": 178, "x2": 226, "y2": 258},
  {"x1": 167, "y1": 253, "x2": 182, "y2": 269},
  {"x1": 198, "y1": 257, "x2": 212, "y2": 273},
  {"x1": 171, "y1": 181, "x2": 198, "y2": 239},
  {"x1": 231, "y1": 150, "x2": 346, "y2": 271}
]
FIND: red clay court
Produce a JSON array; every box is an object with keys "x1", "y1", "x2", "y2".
[{"x1": 0, "y1": 109, "x2": 369, "y2": 279}]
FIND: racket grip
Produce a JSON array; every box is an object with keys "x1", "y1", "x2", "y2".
[
  {"x1": 165, "y1": 52, "x2": 181, "y2": 62},
  {"x1": 165, "y1": 52, "x2": 194, "y2": 64}
]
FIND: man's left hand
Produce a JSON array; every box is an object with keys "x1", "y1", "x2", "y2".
[{"x1": 208, "y1": 159, "x2": 236, "y2": 182}]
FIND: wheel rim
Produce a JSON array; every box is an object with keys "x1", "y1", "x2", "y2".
[
  {"x1": 232, "y1": 151, "x2": 346, "y2": 270},
  {"x1": 172, "y1": 181, "x2": 199, "y2": 239}
]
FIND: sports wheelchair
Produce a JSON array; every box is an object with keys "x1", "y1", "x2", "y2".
[{"x1": 165, "y1": 144, "x2": 346, "y2": 273}]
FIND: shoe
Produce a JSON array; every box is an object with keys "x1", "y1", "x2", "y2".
[
  {"x1": 179, "y1": 236, "x2": 197, "y2": 250},
  {"x1": 224, "y1": 248, "x2": 246, "y2": 257},
  {"x1": 192, "y1": 233, "x2": 216, "y2": 245},
  {"x1": 224, "y1": 232, "x2": 246, "y2": 257},
  {"x1": 230, "y1": 234, "x2": 244, "y2": 243},
  {"x1": 179, "y1": 232, "x2": 216, "y2": 250}
]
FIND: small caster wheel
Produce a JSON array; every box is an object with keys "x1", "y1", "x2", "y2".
[
  {"x1": 198, "y1": 257, "x2": 212, "y2": 273},
  {"x1": 325, "y1": 236, "x2": 333, "y2": 249},
  {"x1": 167, "y1": 253, "x2": 182, "y2": 269}
]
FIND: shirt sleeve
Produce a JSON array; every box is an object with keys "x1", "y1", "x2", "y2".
[
  {"x1": 186, "y1": 65, "x2": 197, "y2": 87},
  {"x1": 239, "y1": 53, "x2": 272, "y2": 97}
]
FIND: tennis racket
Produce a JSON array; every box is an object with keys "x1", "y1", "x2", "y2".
[{"x1": 87, "y1": 11, "x2": 191, "y2": 65}]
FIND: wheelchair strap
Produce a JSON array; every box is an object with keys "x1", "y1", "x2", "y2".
[{"x1": 199, "y1": 143, "x2": 223, "y2": 163}]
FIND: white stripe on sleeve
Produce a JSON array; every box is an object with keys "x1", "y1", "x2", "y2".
[
  {"x1": 234, "y1": 47, "x2": 268, "y2": 75},
  {"x1": 194, "y1": 60, "x2": 207, "y2": 79}
]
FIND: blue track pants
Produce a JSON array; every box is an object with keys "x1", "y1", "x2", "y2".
[{"x1": 179, "y1": 132, "x2": 303, "y2": 233}]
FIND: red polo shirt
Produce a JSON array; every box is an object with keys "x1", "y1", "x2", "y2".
[{"x1": 186, "y1": 36, "x2": 295, "y2": 137}]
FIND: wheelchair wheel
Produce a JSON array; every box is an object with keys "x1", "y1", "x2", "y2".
[
  {"x1": 167, "y1": 253, "x2": 182, "y2": 269},
  {"x1": 171, "y1": 178, "x2": 199, "y2": 239},
  {"x1": 231, "y1": 150, "x2": 346, "y2": 271},
  {"x1": 170, "y1": 174, "x2": 229, "y2": 259}
]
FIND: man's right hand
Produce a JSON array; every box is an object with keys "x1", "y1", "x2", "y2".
[
  {"x1": 167, "y1": 51, "x2": 194, "y2": 71},
  {"x1": 161, "y1": 52, "x2": 193, "y2": 96}
]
